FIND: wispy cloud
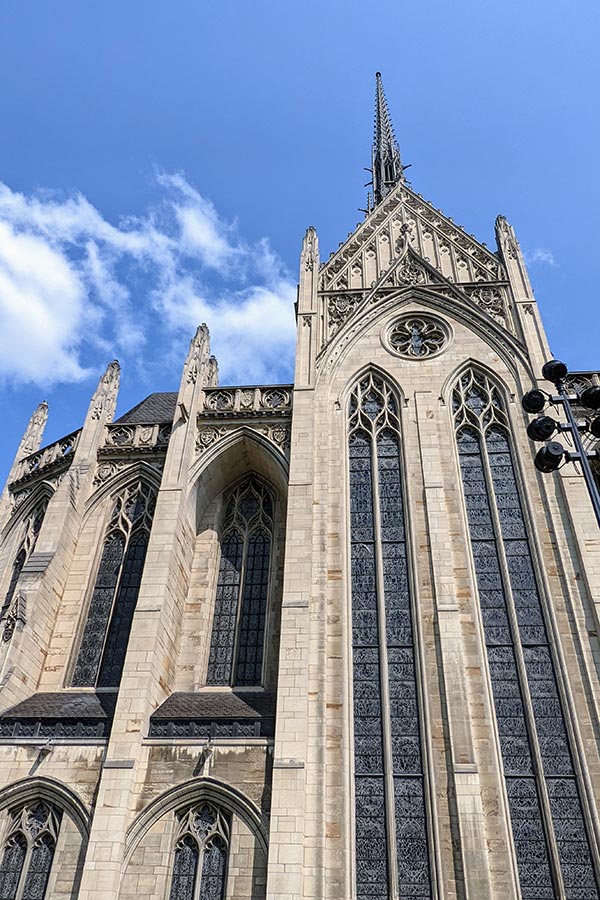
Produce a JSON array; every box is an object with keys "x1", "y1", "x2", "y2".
[
  {"x1": 524, "y1": 247, "x2": 557, "y2": 267},
  {"x1": 0, "y1": 175, "x2": 296, "y2": 387}
]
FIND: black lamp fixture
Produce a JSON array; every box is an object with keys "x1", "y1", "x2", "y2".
[{"x1": 522, "y1": 360, "x2": 600, "y2": 528}]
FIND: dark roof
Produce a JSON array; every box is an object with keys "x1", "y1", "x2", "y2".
[
  {"x1": 151, "y1": 691, "x2": 276, "y2": 721},
  {"x1": 115, "y1": 392, "x2": 177, "y2": 425},
  {"x1": 0, "y1": 691, "x2": 116, "y2": 720}
]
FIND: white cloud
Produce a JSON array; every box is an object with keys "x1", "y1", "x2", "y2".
[
  {"x1": 0, "y1": 174, "x2": 297, "y2": 387},
  {"x1": 524, "y1": 247, "x2": 557, "y2": 266}
]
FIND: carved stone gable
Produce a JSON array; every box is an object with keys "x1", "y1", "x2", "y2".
[{"x1": 320, "y1": 183, "x2": 505, "y2": 294}]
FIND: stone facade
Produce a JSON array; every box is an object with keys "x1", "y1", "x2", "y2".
[{"x1": 0, "y1": 85, "x2": 599, "y2": 900}]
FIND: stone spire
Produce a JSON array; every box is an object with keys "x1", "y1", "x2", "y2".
[{"x1": 371, "y1": 72, "x2": 403, "y2": 208}]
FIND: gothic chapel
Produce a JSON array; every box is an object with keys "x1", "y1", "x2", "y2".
[{"x1": 0, "y1": 73, "x2": 599, "y2": 900}]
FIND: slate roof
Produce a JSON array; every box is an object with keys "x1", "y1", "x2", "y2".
[
  {"x1": 0, "y1": 691, "x2": 116, "y2": 720},
  {"x1": 151, "y1": 691, "x2": 276, "y2": 721},
  {"x1": 115, "y1": 392, "x2": 178, "y2": 425}
]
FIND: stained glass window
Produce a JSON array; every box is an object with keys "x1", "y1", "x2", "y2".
[
  {"x1": 169, "y1": 804, "x2": 229, "y2": 900},
  {"x1": 1, "y1": 500, "x2": 48, "y2": 622},
  {"x1": 0, "y1": 802, "x2": 60, "y2": 900},
  {"x1": 348, "y1": 372, "x2": 432, "y2": 900},
  {"x1": 72, "y1": 481, "x2": 155, "y2": 688},
  {"x1": 453, "y1": 368, "x2": 600, "y2": 900},
  {"x1": 206, "y1": 477, "x2": 275, "y2": 687}
]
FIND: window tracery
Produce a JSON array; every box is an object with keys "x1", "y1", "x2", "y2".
[
  {"x1": 348, "y1": 371, "x2": 431, "y2": 900},
  {"x1": 72, "y1": 480, "x2": 156, "y2": 688},
  {"x1": 206, "y1": 477, "x2": 275, "y2": 687},
  {"x1": 169, "y1": 803, "x2": 229, "y2": 900},
  {"x1": 0, "y1": 801, "x2": 61, "y2": 900},
  {"x1": 453, "y1": 368, "x2": 599, "y2": 900},
  {"x1": 0, "y1": 500, "x2": 48, "y2": 642},
  {"x1": 386, "y1": 314, "x2": 449, "y2": 359}
]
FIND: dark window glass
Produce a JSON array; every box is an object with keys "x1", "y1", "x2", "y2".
[
  {"x1": 348, "y1": 372, "x2": 431, "y2": 900},
  {"x1": 169, "y1": 836, "x2": 198, "y2": 900},
  {"x1": 206, "y1": 478, "x2": 275, "y2": 687},
  {"x1": 97, "y1": 531, "x2": 149, "y2": 687},
  {"x1": 0, "y1": 803, "x2": 60, "y2": 900},
  {"x1": 21, "y1": 835, "x2": 55, "y2": 900},
  {"x1": 71, "y1": 533, "x2": 125, "y2": 686},
  {"x1": 170, "y1": 805, "x2": 229, "y2": 900},
  {"x1": 454, "y1": 369, "x2": 600, "y2": 900},
  {"x1": 0, "y1": 834, "x2": 26, "y2": 900},
  {"x1": 72, "y1": 482, "x2": 156, "y2": 689}
]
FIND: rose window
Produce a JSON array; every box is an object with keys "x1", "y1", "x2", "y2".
[{"x1": 386, "y1": 314, "x2": 449, "y2": 359}]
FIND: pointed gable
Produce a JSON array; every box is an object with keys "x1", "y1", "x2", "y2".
[{"x1": 316, "y1": 181, "x2": 516, "y2": 357}]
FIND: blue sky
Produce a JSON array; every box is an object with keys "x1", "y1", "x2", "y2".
[{"x1": 0, "y1": 0, "x2": 599, "y2": 481}]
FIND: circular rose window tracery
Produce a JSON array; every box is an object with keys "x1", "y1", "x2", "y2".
[{"x1": 385, "y1": 314, "x2": 450, "y2": 359}]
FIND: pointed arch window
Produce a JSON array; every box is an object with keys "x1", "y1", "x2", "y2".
[
  {"x1": 0, "y1": 801, "x2": 61, "y2": 900},
  {"x1": 453, "y1": 368, "x2": 600, "y2": 900},
  {"x1": 169, "y1": 804, "x2": 229, "y2": 900},
  {"x1": 348, "y1": 372, "x2": 431, "y2": 900},
  {"x1": 0, "y1": 500, "x2": 48, "y2": 633},
  {"x1": 206, "y1": 477, "x2": 274, "y2": 687},
  {"x1": 72, "y1": 481, "x2": 156, "y2": 688}
]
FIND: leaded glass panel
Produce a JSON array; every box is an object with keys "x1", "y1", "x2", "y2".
[
  {"x1": 454, "y1": 369, "x2": 600, "y2": 900},
  {"x1": 170, "y1": 804, "x2": 229, "y2": 900},
  {"x1": 0, "y1": 802, "x2": 60, "y2": 900},
  {"x1": 348, "y1": 372, "x2": 431, "y2": 900},
  {"x1": 0, "y1": 834, "x2": 26, "y2": 900},
  {"x1": 206, "y1": 532, "x2": 243, "y2": 685},
  {"x1": 170, "y1": 836, "x2": 198, "y2": 900},
  {"x1": 97, "y1": 531, "x2": 149, "y2": 687},
  {"x1": 72, "y1": 481, "x2": 156, "y2": 688},
  {"x1": 206, "y1": 477, "x2": 275, "y2": 687},
  {"x1": 72, "y1": 533, "x2": 125, "y2": 686}
]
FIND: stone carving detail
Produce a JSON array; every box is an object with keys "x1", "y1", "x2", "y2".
[
  {"x1": 387, "y1": 314, "x2": 449, "y2": 359},
  {"x1": 320, "y1": 184, "x2": 503, "y2": 292},
  {"x1": 465, "y1": 286, "x2": 506, "y2": 323},
  {"x1": 195, "y1": 423, "x2": 290, "y2": 459},
  {"x1": 495, "y1": 214, "x2": 520, "y2": 259},
  {"x1": 102, "y1": 423, "x2": 171, "y2": 453},
  {"x1": 200, "y1": 386, "x2": 292, "y2": 416},
  {"x1": 20, "y1": 401, "x2": 49, "y2": 457},
  {"x1": 90, "y1": 361, "x2": 120, "y2": 421},
  {"x1": 93, "y1": 458, "x2": 165, "y2": 487},
  {"x1": 1, "y1": 591, "x2": 26, "y2": 642},
  {"x1": 327, "y1": 295, "x2": 362, "y2": 338},
  {"x1": 185, "y1": 324, "x2": 210, "y2": 385},
  {"x1": 14, "y1": 431, "x2": 80, "y2": 484}
]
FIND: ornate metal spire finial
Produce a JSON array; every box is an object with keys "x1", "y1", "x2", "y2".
[{"x1": 371, "y1": 72, "x2": 403, "y2": 209}]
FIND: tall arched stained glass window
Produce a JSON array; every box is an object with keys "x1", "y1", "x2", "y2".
[
  {"x1": 72, "y1": 481, "x2": 156, "y2": 688},
  {"x1": 206, "y1": 477, "x2": 274, "y2": 687},
  {"x1": 348, "y1": 371, "x2": 431, "y2": 900},
  {"x1": 169, "y1": 804, "x2": 229, "y2": 900},
  {"x1": 0, "y1": 801, "x2": 61, "y2": 900},
  {"x1": 453, "y1": 368, "x2": 600, "y2": 900}
]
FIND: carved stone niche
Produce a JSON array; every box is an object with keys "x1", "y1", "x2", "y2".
[{"x1": 384, "y1": 313, "x2": 451, "y2": 360}]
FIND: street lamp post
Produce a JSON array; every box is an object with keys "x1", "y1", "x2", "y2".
[{"x1": 522, "y1": 360, "x2": 600, "y2": 529}]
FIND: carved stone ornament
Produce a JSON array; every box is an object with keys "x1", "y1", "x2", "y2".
[
  {"x1": 466, "y1": 286, "x2": 506, "y2": 323},
  {"x1": 1, "y1": 591, "x2": 26, "y2": 642},
  {"x1": 386, "y1": 314, "x2": 450, "y2": 360},
  {"x1": 327, "y1": 294, "x2": 362, "y2": 337},
  {"x1": 91, "y1": 361, "x2": 120, "y2": 421}
]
